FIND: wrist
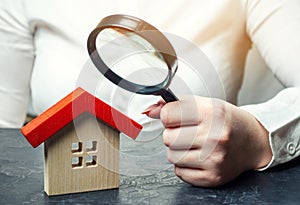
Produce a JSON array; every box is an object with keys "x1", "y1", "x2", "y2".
[
  {"x1": 244, "y1": 108, "x2": 273, "y2": 170},
  {"x1": 253, "y1": 120, "x2": 272, "y2": 169},
  {"x1": 233, "y1": 107, "x2": 273, "y2": 170}
]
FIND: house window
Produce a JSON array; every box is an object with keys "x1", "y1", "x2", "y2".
[
  {"x1": 86, "y1": 155, "x2": 97, "y2": 167},
  {"x1": 71, "y1": 141, "x2": 98, "y2": 169},
  {"x1": 85, "y1": 141, "x2": 97, "y2": 152},
  {"x1": 71, "y1": 142, "x2": 82, "y2": 153},
  {"x1": 72, "y1": 156, "x2": 83, "y2": 168}
]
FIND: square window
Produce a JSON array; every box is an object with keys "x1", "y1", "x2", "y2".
[
  {"x1": 72, "y1": 157, "x2": 83, "y2": 168},
  {"x1": 85, "y1": 141, "x2": 97, "y2": 152},
  {"x1": 86, "y1": 155, "x2": 97, "y2": 167},
  {"x1": 71, "y1": 142, "x2": 82, "y2": 153}
]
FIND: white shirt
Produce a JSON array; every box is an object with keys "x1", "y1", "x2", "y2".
[{"x1": 0, "y1": 0, "x2": 299, "y2": 170}]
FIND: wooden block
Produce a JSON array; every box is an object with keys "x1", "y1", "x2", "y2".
[
  {"x1": 44, "y1": 112, "x2": 120, "y2": 196},
  {"x1": 21, "y1": 88, "x2": 142, "y2": 196},
  {"x1": 20, "y1": 87, "x2": 143, "y2": 195}
]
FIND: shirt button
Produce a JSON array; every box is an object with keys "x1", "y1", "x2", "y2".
[{"x1": 287, "y1": 142, "x2": 296, "y2": 155}]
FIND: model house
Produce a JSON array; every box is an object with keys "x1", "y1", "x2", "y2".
[{"x1": 21, "y1": 87, "x2": 142, "y2": 196}]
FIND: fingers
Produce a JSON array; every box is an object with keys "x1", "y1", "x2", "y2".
[
  {"x1": 143, "y1": 96, "x2": 203, "y2": 127},
  {"x1": 167, "y1": 149, "x2": 212, "y2": 169},
  {"x1": 174, "y1": 166, "x2": 222, "y2": 187},
  {"x1": 161, "y1": 100, "x2": 201, "y2": 128},
  {"x1": 142, "y1": 99, "x2": 165, "y2": 119},
  {"x1": 163, "y1": 126, "x2": 203, "y2": 149}
]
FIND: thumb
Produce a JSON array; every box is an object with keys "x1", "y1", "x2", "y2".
[{"x1": 142, "y1": 100, "x2": 166, "y2": 119}]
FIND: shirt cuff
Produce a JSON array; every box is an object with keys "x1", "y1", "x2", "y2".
[{"x1": 239, "y1": 87, "x2": 300, "y2": 171}]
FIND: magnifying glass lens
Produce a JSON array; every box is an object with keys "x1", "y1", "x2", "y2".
[
  {"x1": 87, "y1": 14, "x2": 178, "y2": 102},
  {"x1": 96, "y1": 28, "x2": 170, "y2": 86}
]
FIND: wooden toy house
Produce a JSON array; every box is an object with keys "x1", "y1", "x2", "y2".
[{"x1": 21, "y1": 87, "x2": 142, "y2": 196}]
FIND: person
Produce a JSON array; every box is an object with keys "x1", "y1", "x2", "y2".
[{"x1": 0, "y1": 0, "x2": 299, "y2": 187}]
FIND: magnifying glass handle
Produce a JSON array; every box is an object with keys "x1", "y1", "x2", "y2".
[{"x1": 160, "y1": 88, "x2": 178, "y2": 102}]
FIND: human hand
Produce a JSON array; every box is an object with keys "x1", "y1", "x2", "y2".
[{"x1": 143, "y1": 96, "x2": 272, "y2": 187}]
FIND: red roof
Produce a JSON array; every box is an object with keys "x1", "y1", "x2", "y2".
[{"x1": 21, "y1": 87, "x2": 143, "y2": 148}]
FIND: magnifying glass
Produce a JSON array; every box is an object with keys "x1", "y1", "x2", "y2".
[{"x1": 87, "y1": 14, "x2": 178, "y2": 102}]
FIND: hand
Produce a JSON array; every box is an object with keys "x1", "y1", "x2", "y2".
[{"x1": 143, "y1": 96, "x2": 272, "y2": 187}]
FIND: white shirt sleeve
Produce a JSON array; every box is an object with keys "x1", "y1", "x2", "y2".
[
  {"x1": 241, "y1": 0, "x2": 300, "y2": 169},
  {"x1": 0, "y1": 0, "x2": 34, "y2": 128}
]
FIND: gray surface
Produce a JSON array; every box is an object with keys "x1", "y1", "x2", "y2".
[{"x1": 1, "y1": 128, "x2": 300, "y2": 205}]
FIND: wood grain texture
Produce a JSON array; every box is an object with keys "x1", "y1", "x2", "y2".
[
  {"x1": 21, "y1": 87, "x2": 142, "y2": 148},
  {"x1": 44, "y1": 112, "x2": 120, "y2": 196}
]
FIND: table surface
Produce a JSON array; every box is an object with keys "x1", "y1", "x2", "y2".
[{"x1": 1, "y1": 128, "x2": 300, "y2": 205}]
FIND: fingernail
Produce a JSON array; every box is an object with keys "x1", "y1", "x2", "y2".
[
  {"x1": 141, "y1": 109, "x2": 151, "y2": 115},
  {"x1": 141, "y1": 103, "x2": 160, "y2": 115}
]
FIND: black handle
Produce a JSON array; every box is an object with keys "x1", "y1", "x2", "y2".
[{"x1": 159, "y1": 88, "x2": 178, "y2": 102}]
